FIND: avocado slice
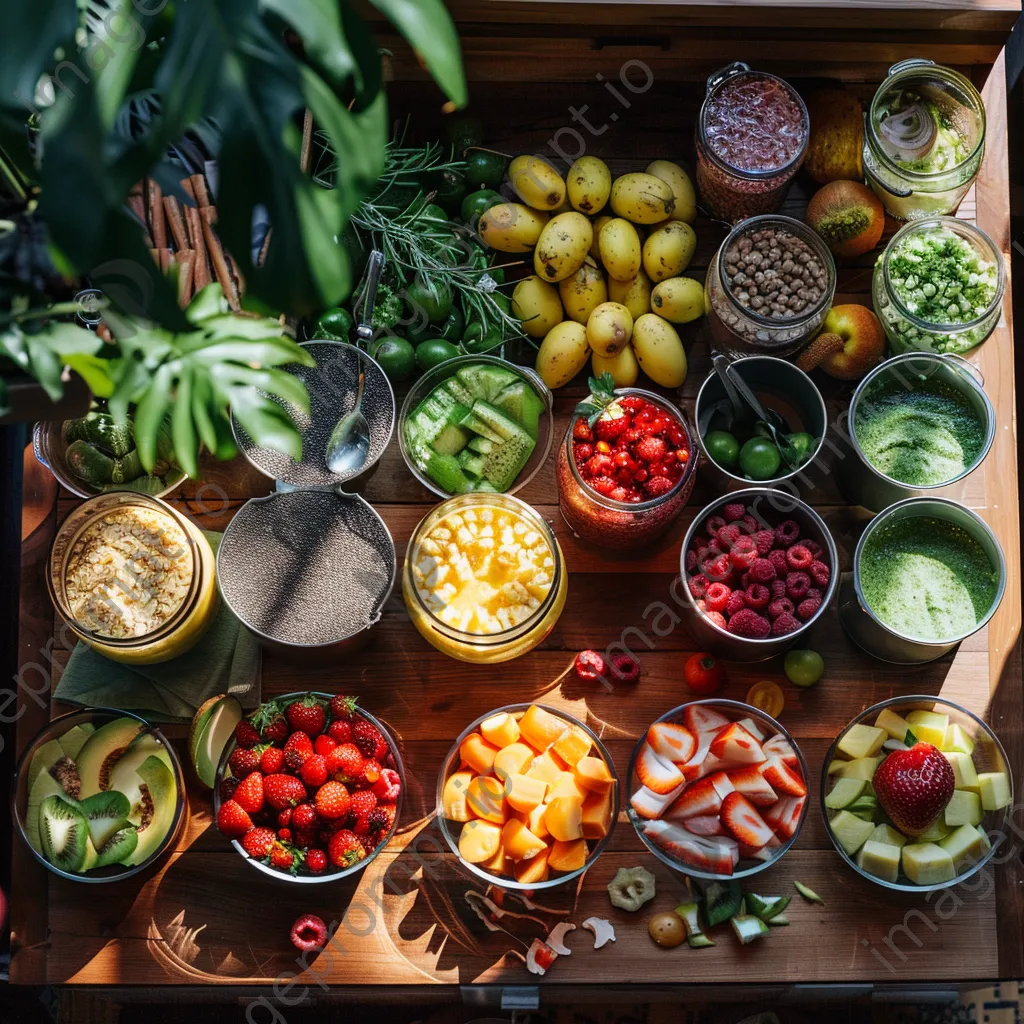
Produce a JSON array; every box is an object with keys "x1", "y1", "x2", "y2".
[
  {"x1": 122, "y1": 756, "x2": 178, "y2": 867},
  {"x1": 76, "y1": 717, "x2": 144, "y2": 798}
]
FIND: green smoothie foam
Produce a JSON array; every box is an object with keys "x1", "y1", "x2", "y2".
[
  {"x1": 853, "y1": 376, "x2": 985, "y2": 486},
  {"x1": 859, "y1": 515, "x2": 998, "y2": 642}
]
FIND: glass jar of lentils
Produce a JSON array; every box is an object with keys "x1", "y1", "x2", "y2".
[
  {"x1": 696, "y1": 63, "x2": 810, "y2": 222},
  {"x1": 705, "y1": 215, "x2": 837, "y2": 359}
]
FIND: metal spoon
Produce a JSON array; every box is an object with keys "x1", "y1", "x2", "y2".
[
  {"x1": 325, "y1": 251, "x2": 385, "y2": 475},
  {"x1": 719, "y1": 359, "x2": 802, "y2": 469},
  {"x1": 710, "y1": 351, "x2": 751, "y2": 429}
]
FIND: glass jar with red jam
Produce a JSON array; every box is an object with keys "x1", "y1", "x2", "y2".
[
  {"x1": 557, "y1": 386, "x2": 697, "y2": 550},
  {"x1": 696, "y1": 62, "x2": 810, "y2": 222}
]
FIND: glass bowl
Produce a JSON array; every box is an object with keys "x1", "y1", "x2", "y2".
[
  {"x1": 213, "y1": 692, "x2": 404, "y2": 884},
  {"x1": 437, "y1": 703, "x2": 620, "y2": 890},
  {"x1": 12, "y1": 707, "x2": 187, "y2": 883},
  {"x1": 398, "y1": 354, "x2": 554, "y2": 499},
  {"x1": 627, "y1": 699, "x2": 810, "y2": 882},
  {"x1": 821, "y1": 695, "x2": 1012, "y2": 893}
]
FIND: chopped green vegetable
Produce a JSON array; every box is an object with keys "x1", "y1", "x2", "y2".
[
  {"x1": 703, "y1": 880, "x2": 743, "y2": 927},
  {"x1": 794, "y1": 881, "x2": 825, "y2": 905},
  {"x1": 767, "y1": 914, "x2": 790, "y2": 926},
  {"x1": 744, "y1": 893, "x2": 791, "y2": 921},
  {"x1": 730, "y1": 914, "x2": 769, "y2": 945},
  {"x1": 607, "y1": 866, "x2": 657, "y2": 911},
  {"x1": 673, "y1": 902, "x2": 714, "y2": 948},
  {"x1": 905, "y1": 729, "x2": 918, "y2": 746}
]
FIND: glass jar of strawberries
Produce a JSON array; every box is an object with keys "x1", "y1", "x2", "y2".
[{"x1": 557, "y1": 378, "x2": 697, "y2": 550}]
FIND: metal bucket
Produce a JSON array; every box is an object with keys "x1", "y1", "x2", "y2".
[
  {"x1": 679, "y1": 487, "x2": 840, "y2": 662},
  {"x1": 839, "y1": 496, "x2": 1006, "y2": 664},
  {"x1": 836, "y1": 352, "x2": 995, "y2": 512}
]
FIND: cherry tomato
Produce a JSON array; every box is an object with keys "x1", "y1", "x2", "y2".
[
  {"x1": 683, "y1": 652, "x2": 724, "y2": 695},
  {"x1": 746, "y1": 679, "x2": 785, "y2": 718}
]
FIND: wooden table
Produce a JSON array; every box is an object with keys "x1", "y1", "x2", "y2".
[{"x1": 10, "y1": 0, "x2": 1024, "y2": 1003}]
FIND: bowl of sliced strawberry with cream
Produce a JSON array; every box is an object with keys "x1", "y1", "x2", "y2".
[{"x1": 627, "y1": 699, "x2": 809, "y2": 879}]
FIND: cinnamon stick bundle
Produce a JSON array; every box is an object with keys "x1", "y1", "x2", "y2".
[
  {"x1": 147, "y1": 180, "x2": 168, "y2": 250},
  {"x1": 173, "y1": 249, "x2": 195, "y2": 306},
  {"x1": 200, "y1": 205, "x2": 240, "y2": 310},
  {"x1": 163, "y1": 195, "x2": 191, "y2": 251}
]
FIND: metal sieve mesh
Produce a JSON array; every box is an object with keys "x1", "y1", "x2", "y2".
[
  {"x1": 217, "y1": 489, "x2": 396, "y2": 646},
  {"x1": 233, "y1": 341, "x2": 395, "y2": 487}
]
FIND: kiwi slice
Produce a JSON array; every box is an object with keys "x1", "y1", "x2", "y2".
[
  {"x1": 703, "y1": 879, "x2": 743, "y2": 928},
  {"x1": 94, "y1": 826, "x2": 139, "y2": 868},
  {"x1": 39, "y1": 795, "x2": 91, "y2": 873},
  {"x1": 77, "y1": 790, "x2": 132, "y2": 849}
]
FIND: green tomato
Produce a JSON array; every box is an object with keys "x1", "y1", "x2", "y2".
[
  {"x1": 461, "y1": 189, "x2": 502, "y2": 225},
  {"x1": 704, "y1": 430, "x2": 740, "y2": 469},
  {"x1": 787, "y1": 432, "x2": 817, "y2": 463},
  {"x1": 739, "y1": 437, "x2": 782, "y2": 480},
  {"x1": 416, "y1": 339, "x2": 460, "y2": 372},
  {"x1": 465, "y1": 150, "x2": 507, "y2": 190},
  {"x1": 438, "y1": 306, "x2": 465, "y2": 342},
  {"x1": 784, "y1": 649, "x2": 825, "y2": 688},
  {"x1": 313, "y1": 306, "x2": 353, "y2": 339},
  {"x1": 371, "y1": 338, "x2": 417, "y2": 382},
  {"x1": 406, "y1": 275, "x2": 453, "y2": 323},
  {"x1": 462, "y1": 319, "x2": 504, "y2": 354}
]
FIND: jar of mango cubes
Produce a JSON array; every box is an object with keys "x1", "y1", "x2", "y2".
[
  {"x1": 403, "y1": 494, "x2": 568, "y2": 663},
  {"x1": 438, "y1": 703, "x2": 620, "y2": 889}
]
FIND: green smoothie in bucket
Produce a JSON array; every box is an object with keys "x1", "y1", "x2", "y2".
[
  {"x1": 853, "y1": 376, "x2": 986, "y2": 486},
  {"x1": 859, "y1": 516, "x2": 999, "y2": 642}
]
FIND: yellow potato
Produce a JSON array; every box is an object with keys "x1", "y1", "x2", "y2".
[
  {"x1": 632, "y1": 313, "x2": 688, "y2": 388},
  {"x1": 535, "y1": 320, "x2": 589, "y2": 389},
  {"x1": 533, "y1": 212, "x2": 592, "y2": 282},
  {"x1": 592, "y1": 345, "x2": 639, "y2": 388},
  {"x1": 608, "y1": 269, "x2": 651, "y2": 320},
  {"x1": 508, "y1": 155, "x2": 566, "y2": 210},
  {"x1": 512, "y1": 276, "x2": 563, "y2": 338},
  {"x1": 589, "y1": 215, "x2": 613, "y2": 260},
  {"x1": 598, "y1": 218, "x2": 642, "y2": 281},
  {"x1": 646, "y1": 159, "x2": 697, "y2": 224},
  {"x1": 559, "y1": 258, "x2": 607, "y2": 324},
  {"x1": 479, "y1": 203, "x2": 548, "y2": 253},
  {"x1": 642, "y1": 221, "x2": 697, "y2": 282},
  {"x1": 586, "y1": 301, "x2": 633, "y2": 357},
  {"x1": 610, "y1": 172, "x2": 675, "y2": 224},
  {"x1": 567, "y1": 155, "x2": 611, "y2": 215},
  {"x1": 651, "y1": 276, "x2": 705, "y2": 324}
]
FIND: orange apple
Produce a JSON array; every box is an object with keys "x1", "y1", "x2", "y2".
[{"x1": 797, "y1": 304, "x2": 886, "y2": 381}]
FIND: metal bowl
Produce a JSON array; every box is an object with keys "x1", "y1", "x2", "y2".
[
  {"x1": 33, "y1": 420, "x2": 186, "y2": 499},
  {"x1": 627, "y1": 699, "x2": 809, "y2": 882},
  {"x1": 821, "y1": 695, "x2": 1011, "y2": 893},
  {"x1": 12, "y1": 707, "x2": 187, "y2": 883},
  {"x1": 214, "y1": 692, "x2": 404, "y2": 884},
  {"x1": 233, "y1": 341, "x2": 395, "y2": 487}
]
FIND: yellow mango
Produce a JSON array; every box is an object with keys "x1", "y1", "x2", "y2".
[
  {"x1": 467, "y1": 775, "x2": 508, "y2": 824},
  {"x1": 480, "y1": 711, "x2": 521, "y2": 748},
  {"x1": 535, "y1": 320, "x2": 589, "y2": 390},
  {"x1": 519, "y1": 704, "x2": 569, "y2": 750},
  {"x1": 589, "y1": 215, "x2": 613, "y2": 260},
  {"x1": 608, "y1": 269, "x2": 652, "y2": 320},
  {"x1": 493, "y1": 742, "x2": 536, "y2": 780},
  {"x1": 458, "y1": 819, "x2": 502, "y2": 863},
  {"x1": 506, "y1": 773, "x2": 549, "y2": 814},
  {"x1": 586, "y1": 301, "x2": 633, "y2": 357},
  {"x1": 502, "y1": 817, "x2": 548, "y2": 861},
  {"x1": 552, "y1": 724, "x2": 593, "y2": 767},
  {"x1": 642, "y1": 222, "x2": 696, "y2": 282},
  {"x1": 610, "y1": 172, "x2": 675, "y2": 223},
  {"x1": 631, "y1": 313, "x2": 687, "y2": 388},
  {"x1": 549, "y1": 771, "x2": 587, "y2": 803},
  {"x1": 574, "y1": 755, "x2": 614, "y2": 793},
  {"x1": 526, "y1": 750, "x2": 565, "y2": 786},
  {"x1": 599, "y1": 218, "x2": 642, "y2": 282},
  {"x1": 645, "y1": 160, "x2": 697, "y2": 224},
  {"x1": 559, "y1": 258, "x2": 607, "y2": 325},
  {"x1": 441, "y1": 769, "x2": 475, "y2": 821},
  {"x1": 514, "y1": 846, "x2": 551, "y2": 884},
  {"x1": 479, "y1": 203, "x2": 548, "y2": 253},
  {"x1": 459, "y1": 732, "x2": 500, "y2": 774},
  {"x1": 533, "y1": 212, "x2": 592, "y2": 282},
  {"x1": 545, "y1": 795, "x2": 584, "y2": 841},
  {"x1": 512, "y1": 277, "x2": 563, "y2": 339},
  {"x1": 581, "y1": 787, "x2": 614, "y2": 839},
  {"x1": 508, "y1": 155, "x2": 566, "y2": 210},
  {"x1": 567, "y1": 155, "x2": 612, "y2": 215},
  {"x1": 548, "y1": 837, "x2": 588, "y2": 873},
  {"x1": 592, "y1": 345, "x2": 639, "y2": 389},
  {"x1": 650, "y1": 276, "x2": 704, "y2": 324}
]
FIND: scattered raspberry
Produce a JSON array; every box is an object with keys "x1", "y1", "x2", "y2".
[
  {"x1": 770, "y1": 579, "x2": 788, "y2": 600},
  {"x1": 809, "y1": 560, "x2": 831, "y2": 587},
  {"x1": 367, "y1": 804, "x2": 396, "y2": 834},
  {"x1": 260, "y1": 747, "x2": 285, "y2": 774},
  {"x1": 608, "y1": 652, "x2": 642, "y2": 684},
  {"x1": 748, "y1": 558, "x2": 777, "y2": 583},
  {"x1": 305, "y1": 849, "x2": 328, "y2": 874},
  {"x1": 717, "y1": 523, "x2": 742, "y2": 547},
  {"x1": 290, "y1": 914, "x2": 329, "y2": 953},
  {"x1": 705, "y1": 611, "x2": 727, "y2": 629},
  {"x1": 241, "y1": 827, "x2": 276, "y2": 859},
  {"x1": 684, "y1": 548, "x2": 698, "y2": 572},
  {"x1": 574, "y1": 649, "x2": 606, "y2": 681},
  {"x1": 806, "y1": 587, "x2": 823, "y2": 603},
  {"x1": 700, "y1": 552, "x2": 733, "y2": 581},
  {"x1": 739, "y1": 570, "x2": 751, "y2": 590},
  {"x1": 786, "y1": 571, "x2": 811, "y2": 600},
  {"x1": 799, "y1": 538, "x2": 823, "y2": 560},
  {"x1": 644, "y1": 475, "x2": 674, "y2": 498},
  {"x1": 371, "y1": 768, "x2": 403, "y2": 803},
  {"x1": 705, "y1": 582, "x2": 731, "y2": 613},
  {"x1": 705, "y1": 515, "x2": 727, "y2": 537},
  {"x1": 728, "y1": 534, "x2": 758, "y2": 569},
  {"x1": 688, "y1": 574, "x2": 709, "y2": 600},
  {"x1": 744, "y1": 583, "x2": 770, "y2": 610},
  {"x1": 771, "y1": 612, "x2": 801, "y2": 636},
  {"x1": 797, "y1": 596, "x2": 822, "y2": 620},
  {"x1": 314, "y1": 735, "x2": 337, "y2": 757},
  {"x1": 725, "y1": 590, "x2": 747, "y2": 616},
  {"x1": 722, "y1": 503, "x2": 747, "y2": 522},
  {"x1": 774, "y1": 519, "x2": 801, "y2": 546},
  {"x1": 301, "y1": 754, "x2": 329, "y2": 788},
  {"x1": 785, "y1": 544, "x2": 813, "y2": 570},
  {"x1": 726, "y1": 609, "x2": 771, "y2": 639},
  {"x1": 767, "y1": 596, "x2": 795, "y2": 620},
  {"x1": 292, "y1": 803, "x2": 318, "y2": 830},
  {"x1": 738, "y1": 514, "x2": 758, "y2": 534},
  {"x1": 234, "y1": 721, "x2": 262, "y2": 749},
  {"x1": 753, "y1": 529, "x2": 775, "y2": 555}
]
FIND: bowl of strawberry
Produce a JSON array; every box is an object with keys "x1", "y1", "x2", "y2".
[
  {"x1": 214, "y1": 692, "x2": 403, "y2": 883},
  {"x1": 628, "y1": 700, "x2": 810, "y2": 881},
  {"x1": 556, "y1": 374, "x2": 697, "y2": 550},
  {"x1": 679, "y1": 488, "x2": 839, "y2": 661}
]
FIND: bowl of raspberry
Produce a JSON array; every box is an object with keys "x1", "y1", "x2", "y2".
[
  {"x1": 680, "y1": 489, "x2": 839, "y2": 660},
  {"x1": 556, "y1": 377, "x2": 697, "y2": 550},
  {"x1": 214, "y1": 692, "x2": 403, "y2": 883}
]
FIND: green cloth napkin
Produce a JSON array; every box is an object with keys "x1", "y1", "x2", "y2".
[{"x1": 53, "y1": 531, "x2": 261, "y2": 723}]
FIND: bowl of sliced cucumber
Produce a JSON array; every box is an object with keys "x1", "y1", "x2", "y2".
[{"x1": 398, "y1": 356, "x2": 554, "y2": 499}]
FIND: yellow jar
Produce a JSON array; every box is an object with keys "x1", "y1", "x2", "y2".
[
  {"x1": 48, "y1": 492, "x2": 219, "y2": 665},
  {"x1": 403, "y1": 494, "x2": 567, "y2": 664}
]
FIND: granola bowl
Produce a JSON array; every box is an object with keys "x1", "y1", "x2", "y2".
[{"x1": 48, "y1": 492, "x2": 219, "y2": 664}]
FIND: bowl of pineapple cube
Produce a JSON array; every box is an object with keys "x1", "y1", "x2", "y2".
[
  {"x1": 821, "y1": 696, "x2": 1012, "y2": 891},
  {"x1": 438, "y1": 703, "x2": 619, "y2": 889}
]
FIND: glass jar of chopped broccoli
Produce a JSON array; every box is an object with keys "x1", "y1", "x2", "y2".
[
  {"x1": 864, "y1": 60, "x2": 985, "y2": 220},
  {"x1": 872, "y1": 218, "x2": 1004, "y2": 355}
]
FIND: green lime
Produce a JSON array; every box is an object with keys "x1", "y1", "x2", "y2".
[
  {"x1": 465, "y1": 150, "x2": 507, "y2": 190},
  {"x1": 313, "y1": 306, "x2": 353, "y2": 339},
  {"x1": 462, "y1": 319, "x2": 504, "y2": 354},
  {"x1": 787, "y1": 432, "x2": 816, "y2": 463},
  {"x1": 438, "y1": 306, "x2": 465, "y2": 342},
  {"x1": 704, "y1": 430, "x2": 740, "y2": 469},
  {"x1": 461, "y1": 189, "x2": 502, "y2": 225},
  {"x1": 739, "y1": 437, "x2": 782, "y2": 480},
  {"x1": 405, "y1": 317, "x2": 437, "y2": 346},
  {"x1": 406, "y1": 275, "x2": 453, "y2": 323},
  {"x1": 372, "y1": 337, "x2": 417, "y2": 381},
  {"x1": 784, "y1": 649, "x2": 825, "y2": 687},
  {"x1": 416, "y1": 339, "x2": 460, "y2": 372}
]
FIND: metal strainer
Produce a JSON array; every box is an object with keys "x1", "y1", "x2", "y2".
[
  {"x1": 232, "y1": 341, "x2": 395, "y2": 487},
  {"x1": 216, "y1": 488, "x2": 396, "y2": 657}
]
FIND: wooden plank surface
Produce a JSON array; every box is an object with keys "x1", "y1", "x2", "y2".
[{"x1": 10, "y1": 34, "x2": 1023, "y2": 991}]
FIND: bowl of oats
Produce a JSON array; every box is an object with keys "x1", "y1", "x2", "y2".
[{"x1": 48, "y1": 492, "x2": 219, "y2": 664}]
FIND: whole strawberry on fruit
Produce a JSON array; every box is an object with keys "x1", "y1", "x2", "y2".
[
  {"x1": 329, "y1": 694, "x2": 359, "y2": 720},
  {"x1": 286, "y1": 694, "x2": 326, "y2": 736},
  {"x1": 328, "y1": 829, "x2": 366, "y2": 868},
  {"x1": 217, "y1": 800, "x2": 253, "y2": 837},
  {"x1": 264, "y1": 774, "x2": 308, "y2": 811},
  {"x1": 873, "y1": 742, "x2": 955, "y2": 836}
]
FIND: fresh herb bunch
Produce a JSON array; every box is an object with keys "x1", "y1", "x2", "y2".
[{"x1": 575, "y1": 373, "x2": 620, "y2": 427}]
